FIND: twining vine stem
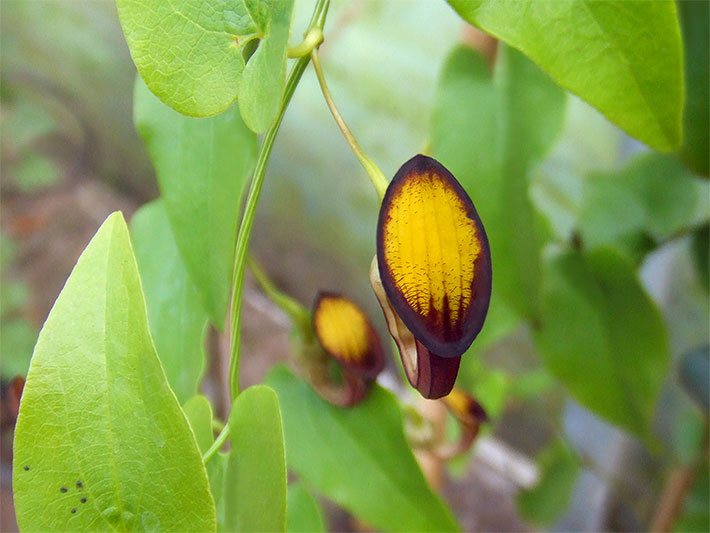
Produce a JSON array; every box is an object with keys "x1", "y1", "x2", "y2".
[
  {"x1": 207, "y1": 0, "x2": 331, "y2": 465},
  {"x1": 310, "y1": 48, "x2": 389, "y2": 201}
]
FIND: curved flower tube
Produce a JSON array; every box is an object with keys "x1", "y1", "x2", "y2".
[
  {"x1": 310, "y1": 292, "x2": 385, "y2": 406},
  {"x1": 439, "y1": 389, "x2": 489, "y2": 459},
  {"x1": 371, "y1": 154, "x2": 492, "y2": 398}
]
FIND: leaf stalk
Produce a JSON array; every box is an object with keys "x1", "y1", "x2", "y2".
[{"x1": 310, "y1": 48, "x2": 389, "y2": 200}]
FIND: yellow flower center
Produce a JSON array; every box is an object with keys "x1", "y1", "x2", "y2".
[
  {"x1": 381, "y1": 170, "x2": 481, "y2": 329},
  {"x1": 313, "y1": 296, "x2": 370, "y2": 364}
]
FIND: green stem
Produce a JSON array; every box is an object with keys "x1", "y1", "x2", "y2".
[
  {"x1": 310, "y1": 49, "x2": 389, "y2": 200},
  {"x1": 288, "y1": 27, "x2": 324, "y2": 58},
  {"x1": 227, "y1": 0, "x2": 330, "y2": 400},
  {"x1": 203, "y1": 422, "x2": 230, "y2": 464},
  {"x1": 248, "y1": 255, "x2": 311, "y2": 331}
]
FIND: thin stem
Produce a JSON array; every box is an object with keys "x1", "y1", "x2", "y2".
[
  {"x1": 203, "y1": 422, "x2": 230, "y2": 464},
  {"x1": 310, "y1": 49, "x2": 389, "y2": 200},
  {"x1": 248, "y1": 255, "x2": 311, "y2": 331},
  {"x1": 227, "y1": 0, "x2": 331, "y2": 400},
  {"x1": 650, "y1": 424, "x2": 708, "y2": 532}
]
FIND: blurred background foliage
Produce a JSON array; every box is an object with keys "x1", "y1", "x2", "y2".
[{"x1": 1, "y1": 0, "x2": 708, "y2": 531}]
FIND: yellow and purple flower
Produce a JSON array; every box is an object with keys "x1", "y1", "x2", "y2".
[
  {"x1": 309, "y1": 292, "x2": 385, "y2": 406},
  {"x1": 371, "y1": 154, "x2": 492, "y2": 399}
]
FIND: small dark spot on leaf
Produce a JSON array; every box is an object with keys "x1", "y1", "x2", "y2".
[
  {"x1": 60, "y1": 487, "x2": 68, "y2": 493},
  {"x1": 71, "y1": 508, "x2": 77, "y2": 514},
  {"x1": 80, "y1": 497, "x2": 87, "y2": 504},
  {"x1": 23, "y1": 465, "x2": 29, "y2": 471},
  {"x1": 76, "y1": 480, "x2": 83, "y2": 489}
]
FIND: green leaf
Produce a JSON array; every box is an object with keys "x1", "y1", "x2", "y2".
[
  {"x1": 211, "y1": 454, "x2": 229, "y2": 532},
  {"x1": 447, "y1": 0, "x2": 684, "y2": 151},
  {"x1": 12, "y1": 212, "x2": 215, "y2": 532},
  {"x1": 182, "y1": 394, "x2": 228, "y2": 531},
  {"x1": 509, "y1": 368, "x2": 556, "y2": 400},
  {"x1": 678, "y1": 0, "x2": 709, "y2": 176},
  {"x1": 462, "y1": 296, "x2": 520, "y2": 357},
  {"x1": 238, "y1": 0, "x2": 295, "y2": 133},
  {"x1": 287, "y1": 483, "x2": 325, "y2": 533},
  {"x1": 432, "y1": 44, "x2": 565, "y2": 320},
  {"x1": 225, "y1": 0, "x2": 269, "y2": 35},
  {"x1": 458, "y1": 358, "x2": 510, "y2": 420},
  {"x1": 134, "y1": 77, "x2": 256, "y2": 328},
  {"x1": 116, "y1": 0, "x2": 294, "y2": 129},
  {"x1": 517, "y1": 439, "x2": 580, "y2": 526},
  {"x1": 182, "y1": 395, "x2": 229, "y2": 530},
  {"x1": 224, "y1": 385, "x2": 287, "y2": 533},
  {"x1": 116, "y1": 0, "x2": 245, "y2": 117},
  {"x1": 535, "y1": 248, "x2": 669, "y2": 437},
  {"x1": 577, "y1": 153, "x2": 709, "y2": 260},
  {"x1": 183, "y1": 395, "x2": 216, "y2": 454},
  {"x1": 266, "y1": 366, "x2": 460, "y2": 532},
  {"x1": 131, "y1": 200, "x2": 209, "y2": 403}
]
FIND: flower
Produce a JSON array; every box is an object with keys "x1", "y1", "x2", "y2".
[
  {"x1": 309, "y1": 292, "x2": 385, "y2": 406},
  {"x1": 370, "y1": 154, "x2": 492, "y2": 399}
]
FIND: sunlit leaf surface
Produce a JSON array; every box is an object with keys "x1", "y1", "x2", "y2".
[{"x1": 13, "y1": 213, "x2": 215, "y2": 532}]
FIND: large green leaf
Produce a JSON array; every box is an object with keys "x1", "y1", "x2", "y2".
[
  {"x1": 12, "y1": 212, "x2": 215, "y2": 531},
  {"x1": 238, "y1": 0, "x2": 295, "y2": 133},
  {"x1": 678, "y1": 0, "x2": 709, "y2": 176},
  {"x1": 266, "y1": 366, "x2": 459, "y2": 532},
  {"x1": 535, "y1": 248, "x2": 669, "y2": 437},
  {"x1": 517, "y1": 439, "x2": 580, "y2": 526},
  {"x1": 131, "y1": 200, "x2": 209, "y2": 403},
  {"x1": 224, "y1": 385, "x2": 287, "y2": 533},
  {"x1": 287, "y1": 483, "x2": 325, "y2": 533},
  {"x1": 577, "y1": 153, "x2": 709, "y2": 262},
  {"x1": 432, "y1": 44, "x2": 565, "y2": 321},
  {"x1": 447, "y1": 0, "x2": 684, "y2": 152},
  {"x1": 134, "y1": 77, "x2": 256, "y2": 328}
]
